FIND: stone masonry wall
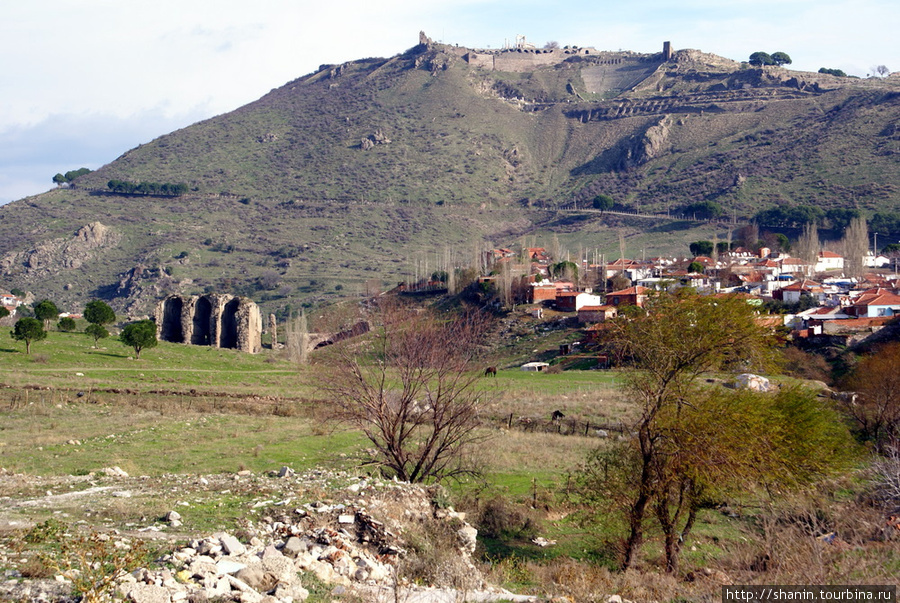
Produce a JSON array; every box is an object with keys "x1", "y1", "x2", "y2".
[{"x1": 156, "y1": 293, "x2": 262, "y2": 353}]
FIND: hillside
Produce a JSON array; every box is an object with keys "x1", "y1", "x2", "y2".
[{"x1": 2, "y1": 34, "x2": 900, "y2": 315}]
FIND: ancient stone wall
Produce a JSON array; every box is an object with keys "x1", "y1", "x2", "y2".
[{"x1": 156, "y1": 293, "x2": 262, "y2": 353}]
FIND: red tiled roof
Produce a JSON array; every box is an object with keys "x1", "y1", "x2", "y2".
[
  {"x1": 607, "y1": 285, "x2": 650, "y2": 296},
  {"x1": 852, "y1": 289, "x2": 900, "y2": 307}
]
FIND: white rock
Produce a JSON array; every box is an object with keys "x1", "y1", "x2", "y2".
[
  {"x1": 218, "y1": 533, "x2": 246, "y2": 556},
  {"x1": 216, "y1": 559, "x2": 247, "y2": 575}
]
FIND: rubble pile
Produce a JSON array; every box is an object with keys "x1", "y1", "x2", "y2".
[{"x1": 1, "y1": 470, "x2": 536, "y2": 602}]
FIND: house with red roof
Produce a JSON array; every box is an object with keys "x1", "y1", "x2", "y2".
[
  {"x1": 605, "y1": 285, "x2": 649, "y2": 308},
  {"x1": 556, "y1": 292, "x2": 603, "y2": 312},
  {"x1": 815, "y1": 250, "x2": 844, "y2": 273},
  {"x1": 774, "y1": 279, "x2": 824, "y2": 304},
  {"x1": 846, "y1": 287, "x2": 900, "y2": 318},
  {"x1": 577, "y1": 304, "x2": 617, "y2": 324}
]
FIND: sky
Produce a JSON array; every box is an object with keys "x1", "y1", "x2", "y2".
[{"x1": 2, "y1": 0, "x2": 898, "y2": 205}]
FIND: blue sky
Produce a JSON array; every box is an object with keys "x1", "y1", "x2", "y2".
[{"x1": 2, "y1": 0, "x2": 898, "y2": 205}]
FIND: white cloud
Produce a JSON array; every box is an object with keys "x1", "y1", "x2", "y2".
[{"x1": 1, "y1": 0, "x2": 898, "y2": 203}]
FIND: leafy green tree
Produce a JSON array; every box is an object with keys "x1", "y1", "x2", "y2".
[
  {"x1": 52, "y1": 173, "x2": 67, "y2": 185},
  {"x1": 33, "y1": 299, "x2": 59, "y2": 330},
  {"x1": 771, "y1": 51, "x2": 792, "y2": 66},
  {"x1": 687, "y1": 261, "x2": 704, "y2": 273},
  {"x1": 10, "y1": 288, "x2": 25, "y2": 297},
  {"x1": 819, "y1": 67, "x2": 847, "y2": 77},
  {"x1": 85, "y1": 323, "x2": 109, "y2": 348},
  {"x1": 119, "y1": 320, "x2": 158, "y2": 359},
  {"x1": 0, "y1": 307, "x2": 9, "y2": 320},
  {"x1": 579, "y1": 385, "x2": 853, "y2": 573},
  {"x1": 11, "y1": 317, "x2": 46, "y2": 354},
  {"x1": 716, "y1": 241, "x2": 731, "y2": 254},
  {"x1": 882, "y1": 243, "x2": 900, "y2": 254},
  {"x1": 550, "y1": 260, "x2": 579, "y2": 282},
  {"x1": 773, "y1": 232, "x2": 791, "y2": 252},
  {"x1": 755, "y1": 205, "x2": 824, "y2": 228},
  {"x1": 826, "y1": 208, "x2": 860, "y2": 232},
  {"x1": 592, "y1": 194, "x2": 614, "y2": 214},
  {"x1": 84, "y1": 300, "x2": 116, "y2": 326},
  {"x1": 682, "y1": 200, "x2": 722, "y2": 220},
  {"x1": 592, "y1": 290, "x2": 780, "y2": 571},
  {"x1": 689, "y1": 240, "x2": 714, "y2": 257},
  {"x1": 749, "y1": 51, "x2": 774, "y2": 66},
  {"x1": 57, "y1": 317, "x2": 77, "y2": 332}
]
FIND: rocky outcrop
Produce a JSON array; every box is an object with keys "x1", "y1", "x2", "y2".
[
  {"x1": 0, "y1": 222, "x2": 121, "y2": 278},
  {"x1": 360, "y1": 129, "x2": 392, "y2": 150},
  {"x1": 620, "y1": 115, "x2": 672, "y2": 169}
]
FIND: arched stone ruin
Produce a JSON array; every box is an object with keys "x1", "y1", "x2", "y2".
[{"x1": 155, "y1": 294, "x2": 262, "y2": 353}]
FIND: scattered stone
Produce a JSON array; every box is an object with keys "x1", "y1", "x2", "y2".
[
  {"x1": 216, "y1": 559, "x2": 247, "y2": 575},
  {"x1": 457, "y1": 525, "x2": 478, "y2": 554},
  {"x1": 218, "y1": 533, "x2": 247, "y2": 556},
  {"x1": 102, "y1": 466, "x2": 129, "y2": 477},
  {"x1": 124, "y1": 582, "x2": 171, "y2": 603}
]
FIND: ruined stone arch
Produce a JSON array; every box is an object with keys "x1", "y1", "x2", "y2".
[
  {"x1": 160, "y1": 296, "x2": 185, "y2": 343},
  {"x1": 220, "y1": 297, "x2": 240, "y2": 349},
  {"x1": 192, "y1": 295, "x2": 213, "y2": 345},
  {"x1": 155, "y1": 293, "x2": 261, "y2": 353}
]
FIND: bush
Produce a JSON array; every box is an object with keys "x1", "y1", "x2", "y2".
[
  {"x1": 57, "y1": 317, "x2": 77, "y2": 332},
  {"x1": 474, "y1": 497, "x2": 539, "y2": 540}
]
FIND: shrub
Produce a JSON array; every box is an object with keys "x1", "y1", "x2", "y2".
[{"x1": 57, "y1": 317, "x2": 77, "y2": 332}]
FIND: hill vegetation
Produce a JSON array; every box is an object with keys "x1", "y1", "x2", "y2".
[{"x1": 1, "y1": 35, "x2": 899, "y2": 315}]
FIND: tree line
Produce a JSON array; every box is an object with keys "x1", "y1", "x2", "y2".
[
  {"x1": 9, "y1": 298, "x2": 157, "y2": 358},
  {"x1": 753, "y1": 205, "x2": 900, "y2": 238},
  {"x1": 52, "y1": 167, "x2": 92, "y2": 185},
  {"x1": 107, "y1": 179, "x2": 189, "y2": 196},
  {"x1": 748, "y1": 51, "x2": 792, "y2": 67}
]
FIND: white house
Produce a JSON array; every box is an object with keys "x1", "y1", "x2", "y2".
[
  {"x1": 815, "y1": 250, "x2": 844, "y2": 273},
  {"x1": 863, "y1": 252, "x2": 890, "y2": 268},
  {"x1": 0, "y1": 291, "x2": 22, "y2": 307}
]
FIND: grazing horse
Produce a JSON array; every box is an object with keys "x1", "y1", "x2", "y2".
[{"x1": 484, "y1": 366, "x2": 497, "y2": 377}]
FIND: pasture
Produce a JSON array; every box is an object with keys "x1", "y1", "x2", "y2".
[{"x1": 1, "y1": 330, "x2": 897, "y2": 600}]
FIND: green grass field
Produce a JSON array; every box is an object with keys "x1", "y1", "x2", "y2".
[{"x1": 1, "y1": 329, "x2": 896, "y2": 599}]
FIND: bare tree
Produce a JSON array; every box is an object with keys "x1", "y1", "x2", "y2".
[
  {"x1": 794, "y1": 222, "x2": 820, "y2": 276},
  {"x1": 840, "y1": 341, "x2": 900, "y2": 449},
  {"x1": 319, "y1": 303, "x2": 493, "y2": 483},
  {"x1": 842, "y1": 215, "x2": 869, "y2": 278},
  {"x1": 284, "y1": 310, "x2": 309, "y2": 364},
  {"x1": 874, "y1": 65, "x2": 890, "y2": 78}
]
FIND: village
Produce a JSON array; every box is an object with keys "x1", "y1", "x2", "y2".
[{"x1": 472, "y1": 241, "x2": 900, "y2": 364}]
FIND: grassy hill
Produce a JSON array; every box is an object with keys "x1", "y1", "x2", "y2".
[{"x1": 1, "y1": 38, "x2": 900, "y2": 314}]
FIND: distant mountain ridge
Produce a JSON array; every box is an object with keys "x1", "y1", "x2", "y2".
[{"x1": 1, "y1": 34, "x2": 899, "y2": 315}]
